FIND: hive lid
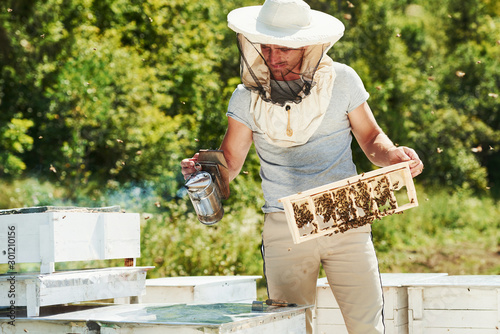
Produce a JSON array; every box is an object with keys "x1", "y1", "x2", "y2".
[{"x1": 0, "y1": 205, "x2": 122, "y2": 215}]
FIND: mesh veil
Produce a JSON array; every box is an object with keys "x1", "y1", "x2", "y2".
[{"x1": 237, "y1": 33, "x2": 331, "y2": 106}]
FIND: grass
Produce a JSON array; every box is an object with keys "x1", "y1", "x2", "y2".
[{"x1": 372, "y1": 185, "x2": 500, "y2": 275}]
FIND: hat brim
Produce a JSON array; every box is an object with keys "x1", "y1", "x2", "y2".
[{"x1": 227, "y1": 6, "x2": 345, "y2": 48}]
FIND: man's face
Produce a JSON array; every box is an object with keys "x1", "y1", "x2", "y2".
[{"x1": 260, "y1": 44, "x2": 305, "y2": 81}]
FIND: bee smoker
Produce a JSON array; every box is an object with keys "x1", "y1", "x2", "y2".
[{"x1": 185, "y1": 150, "x2": 229, "y2": 225}]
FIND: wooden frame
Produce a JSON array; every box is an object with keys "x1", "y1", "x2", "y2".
[{"x1": 279, "y1": 162, "x2": 418, "y2": 244}]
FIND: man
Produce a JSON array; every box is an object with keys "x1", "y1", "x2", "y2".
[{"x1": 181, "y1": 0, "x2": 423, "y2": 333}]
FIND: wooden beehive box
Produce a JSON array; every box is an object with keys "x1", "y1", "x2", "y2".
[
  {"x1": 315, "y1": 273, "x2": 448, "y2": 334},
  {"x1": 407, "y1": 275, "x2": 500, "y2": 334},
  {"x1": 279, "y1": 162, "x2": 418, "y2": 244},
  {"x1": 0, "y1": 208, "x2": 146, "y2": 317},
  {"x1": 0, "y1": 209, "x2": 140, "y2": 273},
  {"x1": 8, "y1": 303, "x2": 310, "y2": 334},
  {"x1": 138, "y1": 276, "x2": 261, "y2": 304}
]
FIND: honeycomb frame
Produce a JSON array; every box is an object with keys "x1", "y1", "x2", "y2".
[{"x1": 279, "y1": 162, "x2": 418, "y2": 244}]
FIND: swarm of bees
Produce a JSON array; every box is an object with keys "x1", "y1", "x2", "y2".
[
  {"x1": 292, "y1": 176, "x2": 398, "y2": 236},
  {"x1": 292, "y1": 202, "x2": 314, "y2": 229}
]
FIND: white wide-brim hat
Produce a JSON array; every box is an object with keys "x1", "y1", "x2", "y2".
[{"x1": 227, "y1": 0, "x2": 345, "y2": 48}]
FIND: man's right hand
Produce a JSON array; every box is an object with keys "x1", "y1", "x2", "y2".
[{"x1": 180, "y1": 153, "x2": 200, "y2": 180}]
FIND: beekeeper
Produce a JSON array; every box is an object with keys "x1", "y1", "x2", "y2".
[{"x1": 181, "y1": 0, "x2": 423, "y2": 332}]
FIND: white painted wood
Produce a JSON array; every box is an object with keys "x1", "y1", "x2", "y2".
[
  {"x1": 140, "y1": 276, "x2": 261, "y2": 304},
  {"x1": 407, "y1": 275, "x2": 500, "y2": 333},
  {"x1": 408, "y1": 313, "x2": 422, "y2": 334},
  {"x1": 497, "y1": 288, "x2": 500, "y2": 332},
  {"x1": 316, "y1": 308, "x2": 346, "y2": 324},
  {"x1": 39, "y1": 215, "x2": 54, "y2": 274},
  {"x1": 407, "y1": 275, "x2": 500, "y2": 287},
  {"x1": 101, "y1": 213, "x2": 141, "y2": 259},
  {"x1": 408, "y1": 288, "x2": 423, "y2": 320},
  {"x1": 316, "y1": 274, "x2": 448, "y2": 334},
  {"x1": 421, "y1": 309, "x2": 497, "y2": 328},
  {"x1": 8, "y1": 303, "x2": 309, "y2": 333},
  {"x1": 385, "y1": 322, "x2": 408, "y2": 334},
  {"x1": 412, "y1": 329, "x2": 498, "y2": 334},
  {"x1": 26, "y1": 281, "x2": 39, "y2": 317},
  {"x1": 316, "y1": 324, "x2": 349, "y2": 334},
  {"x1": 0, "y1": 267, "x2": 152, "y2": 317},
  {"x1": 421, "y1": 286, "x2": 497, "y2": 310},
  {"x1": 0, "y1": 215, "x2": 43, "y2": 263},
  {"x1": 0, "y1": 212, "x2": 140, "y2": 273}
]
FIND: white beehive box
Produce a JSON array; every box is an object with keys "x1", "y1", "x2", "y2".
[
  {"x1": 0, "y1": 209, "x2": 146, "y2": 317},
  {"x1": 315, "y1": 273, "x2": 448, "y2": 334},
  {"x1": 140, "y1": 275, "x2": 261, "y2": 304},
  {"x1": 0, "y1": 210, "x2": 140, "y2": 273},
  {"x1": 408, "y1": 275, "x2": 500, "y2": 334},
  {"x1": 6, "y1": 303, "x2": 309, "y2": 334}
]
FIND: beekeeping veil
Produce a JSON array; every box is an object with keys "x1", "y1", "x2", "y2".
[{"x1": 228, "y1": 0, "x2": 345, "y2": 147}]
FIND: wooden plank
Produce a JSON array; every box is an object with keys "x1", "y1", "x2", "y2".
[
  {"x1": 385, "y1": 322, "x2": 408, "y2": 334},
  {"x1": 409, "y1": 315, "x2": 423, "y2": 334},
  {"x1": 422, "y1": 286, "x2": 498, "y2": 310},
  {"x1": 38, "y1": 268, "x2": 150, "y2": 306},
  {"x1": 497, "y1": 288, "x2": 500, "y2": 331},
  {"x1": 316, "y1": 324, "x2": 349, "y2": 334},
  {"x1": 143, "y1": 286, "x2": 196, "y2": 304},
  {"x1": 194, "y1": 280, "x2": 257, "y2": 303},
  {"x1": 279, "y1": 162, "x2": 418, "y2": 244},
  {"x1": 383, "y1": 287, "x2": 401, "y2": 319},
  {"x1": 0, "y1": 214, "x2": 44, "y2": 263},
  {"x1": 315, "y1": 308, "x2": 346, "y2": 325},
  {"x1": 421, "y1": 309, "x2": 498, "y2": 328},
  {"x1": 142, "y1": 276, "x2": 261, "y2": 304},
  {"x1": 418, "y1": 329, "x2": 499, "y2": 334},
  {"x1": 100, "y1": 213, "x2": 141, "y2": 259},
  {"x1": 408, "y1": 287, "x2": 423, "y2": 320},
  {"x1": 40, "y1": 216, "x2": 55, "y2": 274},
  {"x1": 26, "y1": 281, "x2": 39, "y2": 317},
  {"x1": 0, "y1": 267, "x2": 152, "y2": 313},
  {"x1": 406, "y1": 275, "x2": 500, "y2": 287},
  {"x1": 0, "y1": 212, "x2": 141, "y2": 270},
  {"x1": 316, "y1": 285, "x2": 339, "y2": 308},
  {"x1": 0, "y1": 205, "x2": 121, "y2": 215}
]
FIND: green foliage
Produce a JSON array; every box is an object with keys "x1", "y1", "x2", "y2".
[
  {"x1": 0, "y1": 0, "x2": 500, "y2": 278},
  {"x1": 139, "y1": 197, "x2": 264, "y2": 278},
  {"x1": 1, "y1": 0, "x2": 499, "y2": 194},
  {"x1": 0, "y1": 117, "x2": 33, "y2": 176},
  {"x1": 373, "y1": 185, "x2": 500, "y2": 274}
]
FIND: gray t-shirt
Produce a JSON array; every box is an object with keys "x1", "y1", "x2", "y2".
[{"x1": 227, "y1": 62, "x2": 370, "y2": 213}]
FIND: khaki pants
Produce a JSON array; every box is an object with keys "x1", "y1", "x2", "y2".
[{"x1": 262, "y1": 212, "x2": 385, "y2": 334}]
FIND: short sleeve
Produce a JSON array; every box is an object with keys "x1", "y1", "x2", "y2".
[
  {"x1": 340, "y1": 64, "x2": 370, "y2": 113},
  {"x1": 226, "y1": 84, "x2": 253, "y2": 130}
]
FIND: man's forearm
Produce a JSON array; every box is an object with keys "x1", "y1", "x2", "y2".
[{"x1": 361, "y1": 132, "x2": 398, "y2": 167}]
